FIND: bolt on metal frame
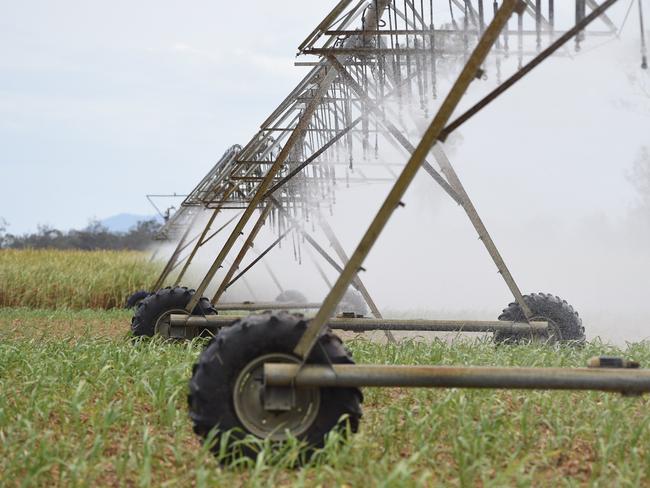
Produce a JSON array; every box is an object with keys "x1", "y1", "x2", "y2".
[{"x1": 293, "y1": 0, "x2": 533, "y2": 359}]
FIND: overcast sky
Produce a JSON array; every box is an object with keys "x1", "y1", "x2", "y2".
[
  {"x1": 0, "y1": 0, "x2": 335, "y2": 233},
  {"x1": 1, "y1": 1, "x2": 648, "y2": 234}
]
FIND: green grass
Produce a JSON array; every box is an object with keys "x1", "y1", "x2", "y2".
[
  {"x1": 2, "y1": 308, "x2": 650, "y2": 487},
  {"x1": 0, "y1": 249, "x2": 160, "y2": 310}
]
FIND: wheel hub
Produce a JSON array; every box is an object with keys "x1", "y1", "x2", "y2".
[
  {"x1": 233, "y1": 353, "x2": 320, "y2": 440},
  {"x1": 154, "y1": 308, "x2": 189, "y2": 339}
]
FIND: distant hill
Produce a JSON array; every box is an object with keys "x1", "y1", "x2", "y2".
[{"x1": 99, "y1": 213, "x2": 162, "y2": 233}]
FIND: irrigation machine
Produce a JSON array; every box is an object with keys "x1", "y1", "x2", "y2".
[{"x1": 127, "y1": 0, "x2": 650, "y2": 459}]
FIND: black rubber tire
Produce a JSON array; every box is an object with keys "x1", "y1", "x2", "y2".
[
  {"x1": 275, "y1": 289, "x2": 308, "y2": 304},
  {"x1": 495, "y1": 292, "x2": 585, "y2": 345},
  {"x1": 337, "y1": 289, "x2": 368, "y2": 316},
  {"x1": 125, "y1": 290, "x2": 151, "y2": 309},
  {"x1": 130, "y1": 286, "x2": 215, "y2": 337},
  {"x1": 188, "y1": 311, "x2": 363, "y2": 462}
]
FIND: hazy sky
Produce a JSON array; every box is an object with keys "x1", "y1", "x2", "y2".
[
  {"x1": 0, "y1": 0, "x2": 334, "y2": 233},
  {"x1": 1, "y1": 1, "x2": 648, "y2": 234}
]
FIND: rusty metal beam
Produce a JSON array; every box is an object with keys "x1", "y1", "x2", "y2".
[
  {"x1": 263, "y1": 117, "x2": 362, "y2": 199},
  {"x1": 211, "y1": 204, "x2": 273, "y2": 304},
  {"x1": 432, "y1": 146, "x2": 533, "y2": 319},
  {"x1": 439, "y1": 0, "x2": 621, "y2": 140},
  {"x1": 184, "y1": 66, "x2": 337, "y2": 313},
  {"x1": 225, "y1": 226, "x2": 292, "y2": 291},
  {"x1": 327, "y1": 55, "x2": 463, "y2": 206},
  {"x1": 293, "y1": 0, "x2": 521, "y2": 360}
]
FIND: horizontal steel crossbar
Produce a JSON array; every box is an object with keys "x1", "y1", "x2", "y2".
[
  {"x1": 169, "y1": 314, "x2": 548, "y2": 333},
  {"x1": 212, "y1": 302, "x2": 322, "y2": 311},
  {"x1": 264, "y1": 364, "x2": 650, "y2": 394}
]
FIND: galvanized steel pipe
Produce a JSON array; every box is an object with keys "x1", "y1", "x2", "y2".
[
  {"x1": 264, "y1": 363, "x2": 650, "y2": 394},
  {"x1": 169, "y1": 314, "x2": 548, "y2": 333}
]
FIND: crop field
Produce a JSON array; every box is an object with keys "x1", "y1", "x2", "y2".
[
  {"x1": 0, "y1": 250, "x2": 159, "y2": 309},
  {"x1": 2, "y1": 304, "x2": 650, "y2": 487},
  {"x1": 3, "y1": 0, "x2": 648, "y2": 484}
]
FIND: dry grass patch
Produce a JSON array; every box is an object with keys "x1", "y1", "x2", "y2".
[{"x1": 0, "y1": 249, "x2": 159, "y2": 309}]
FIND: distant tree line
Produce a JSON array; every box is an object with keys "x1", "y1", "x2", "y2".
[{"x1": 0, "y1": 219, "x2": 162, "y2": 250}]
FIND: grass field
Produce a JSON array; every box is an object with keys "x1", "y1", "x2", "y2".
[
  {"x1": 0, "y1": 250, "x2": 159, "y2": 309},
  {"x1": 2, "y1": 308, "x2": 650, "y2": 487}
]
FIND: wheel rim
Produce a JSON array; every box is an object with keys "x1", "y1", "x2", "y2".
[
  {"x1": 154, "y1": 308, "x2": 189, "y2": 339},
  {"x1": 233, "y1": 353, "x2": 321, "y2": 440}
]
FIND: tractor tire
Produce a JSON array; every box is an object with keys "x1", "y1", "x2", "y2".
[
  {"x1": 188, "y1": 311, "x2": 362, "y2": 462},
  {"x1": 125, "y1": 290, "x2": 151, "y2": 309},
  {"x1": 130, "y1": 286, "x2": 215, "y2": 338},
  {"x1": 495, "y1": 292, "x2": 585, "y2": 345},
  {"x1": 275, "y1": 289, "x2": 308, "y2": 304}
]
